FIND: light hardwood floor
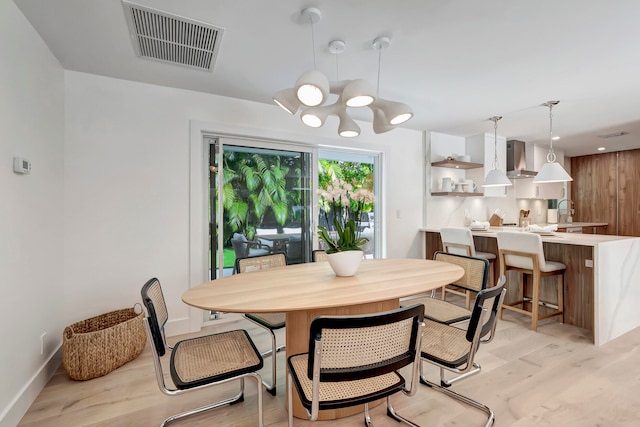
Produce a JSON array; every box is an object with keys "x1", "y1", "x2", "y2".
[{"x1": 18, "y1": 309, "x2": 640, "y2": 427}]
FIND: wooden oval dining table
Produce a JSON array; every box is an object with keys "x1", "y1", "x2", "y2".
[{"x1": 182, "y1": 257, "x2": 464, "y2": 420}]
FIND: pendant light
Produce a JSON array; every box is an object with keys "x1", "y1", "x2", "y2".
[
  {"x1": 533, "y1": 101, "x2": 573, "y2": 183},
  {"x1": 274, "y1": 8, "x2": 329, "y2": 109},
  {"x1": 273, "y1": 8, "x2": 411, "y2": 137},
  {"x1": 483, "y1": 116, "x2": 513, "y2": 187},
  {"x1": 368, "y1": 36, "x2": 413, "y2": 130}
]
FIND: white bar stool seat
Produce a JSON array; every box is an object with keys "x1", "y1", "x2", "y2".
[{"x1": 496, "y1": 231, "x2": 565, "y2": 331}]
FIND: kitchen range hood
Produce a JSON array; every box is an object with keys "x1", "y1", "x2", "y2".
[{"x1": 506, "y1": 140, "x2": 537, "y2": 178}]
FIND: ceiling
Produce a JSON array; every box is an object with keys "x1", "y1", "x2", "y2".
[{"x1": 14, "y1": 0, "x2": 640, "y2": 157}]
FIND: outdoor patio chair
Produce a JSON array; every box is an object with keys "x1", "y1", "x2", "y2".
[{"x1": 231, "y1": 233, "x2": 271, "y2": 265}]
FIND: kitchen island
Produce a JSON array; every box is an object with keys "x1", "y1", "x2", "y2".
[{"x1": 422, "y1": 228, "x2": 640, "y2": 345}]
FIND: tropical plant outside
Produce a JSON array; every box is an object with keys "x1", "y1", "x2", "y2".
[{"x1": 221, "y1": 151, "x2": 302, "y2": 240}]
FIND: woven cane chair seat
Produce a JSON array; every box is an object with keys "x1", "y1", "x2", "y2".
[
  {"x1": 420, "y1": 320, "x2": 472, "y2": 368},
  {"x1": 172, "y1": 330, "x2": 263, "y2": 388},
  {"x1": 289, "y1": 354, "x2": 403, "y2": 407},
  {"x1": 409, "y1": 296, "x2": 471, "y2": 324}
]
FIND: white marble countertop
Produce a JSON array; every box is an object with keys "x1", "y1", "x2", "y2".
[{"x1": 421, "y1": 227, "x2": 637, "y2": 247}]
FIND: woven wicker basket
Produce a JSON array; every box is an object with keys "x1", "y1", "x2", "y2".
[{"x1": 63, "y1": 305, "x2": 146, "y2": 381}]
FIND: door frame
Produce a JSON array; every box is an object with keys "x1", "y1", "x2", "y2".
[{"x1": 189, "y1": 120, "x2": 383, "y2": 332}]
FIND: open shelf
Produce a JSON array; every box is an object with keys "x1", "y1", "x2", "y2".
[
  {"x1": 431, "y1": 192, "x2": 484, "y2": 197},
  {"x1": 431, "y1": 160, "x2": 483, "y2": 170}
]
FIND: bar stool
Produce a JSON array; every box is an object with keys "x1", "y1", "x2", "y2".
[
  {"x1": 496, "y1": 231, "x2": 565, "y2": 331},
  {"x1": 440, "y1": 227, "x2": 496, "y2": 307}
]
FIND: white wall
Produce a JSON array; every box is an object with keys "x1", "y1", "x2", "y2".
[
  {"x1": 0, "y1": 1, "x2": 65, "y2": 425},
  {"x1": 64, "y1": 71, "x2": 424, "y2": 335},
  {"x1": 426, "y1": 132, "x2": 521, "y2": 227},
  {"x1": 2, "y1": 7, "x2": 422, "y2": 422}
]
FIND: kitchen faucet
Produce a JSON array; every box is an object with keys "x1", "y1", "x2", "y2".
[{"x1": 557, "y1": 199, "x2": 575, "y2": 223}]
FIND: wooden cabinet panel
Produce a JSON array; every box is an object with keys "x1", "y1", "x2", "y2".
[
  {"x1": 571, "y1": 153, "x2": 617, "y2": 235},
  {"x1": 618, "y1": 150, "x2": 640, "y2": 236}
]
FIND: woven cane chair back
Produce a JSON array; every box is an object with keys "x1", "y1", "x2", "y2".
[
  {"x1": 466, "y1": 277, "x2": 506, "y2": 342},
  {"x1": 307, "y1": 304, "x2": 424, "y2": 382},
  {"x1": 236, "y1": 253, "x2": 287, "y2": 273},
  {"x1": 434, "y1": 251, "x2": 489, "y2": 293},
  {"x1": 141, "y1": 277, "x2": 169, "y2": 356},
  {"x1": 312, "y1": 250, "x2": 328, "y2": 262}
]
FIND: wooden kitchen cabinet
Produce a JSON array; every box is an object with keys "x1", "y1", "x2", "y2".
[
  {"x1": 618, "y1": 149, "x2": 640, "y2": 236},
  {"x1": 571, "y1": 150, "x2": 640, "y2": 236}
]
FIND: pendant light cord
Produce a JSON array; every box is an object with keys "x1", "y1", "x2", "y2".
[
  {"x1": 491, "y1": 116, "x2": 502, "y2": 170},
  {"x1": 310, "y1": 16, "x2": 317, "y2": 70},
  {"x1": 494, "y1": 118, "x2": 499, "y2": 169},
  {"x1": 547, "y1": 103, "x2": 557, "y2": 162},
  {"x1": 376, "y1": 48, "x2": 382, "y2": 98}
]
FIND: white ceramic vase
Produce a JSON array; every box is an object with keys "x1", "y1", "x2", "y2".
[{"x1": 326, "y1": 250, "x2": 363, "y2": 277}]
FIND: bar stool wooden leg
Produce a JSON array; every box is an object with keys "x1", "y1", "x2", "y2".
[
  {"x1": 498, "y1": 263, "x2": 506, "y2": 320},
  {"x1": 557, "y1": 274, "x2": 564, "y2": 323},
  {"x1": 531, "y1": 273, "x2": 540, "y2": 332}
]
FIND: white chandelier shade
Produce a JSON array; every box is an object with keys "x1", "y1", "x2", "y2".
[
  {"x1": 371, "y1": 99, "x2": 413, "y2": 125},
  {"x1": 272, "y1": 88, "x2": 301, "y2": 115},
  {"x1": 294, "y1": 70, "x2": 330, "y2": 107},
  {"x1": 342, "y1": 79, "x2": 376, "y2": 107}
]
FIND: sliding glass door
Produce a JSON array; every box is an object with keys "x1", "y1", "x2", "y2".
[{"x1": 208, "y1": 137, "x2": 313, "y2": 280}]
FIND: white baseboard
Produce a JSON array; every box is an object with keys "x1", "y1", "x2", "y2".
[{"x1": 0, "y1": 345, "x2": 62, "y2": 427}]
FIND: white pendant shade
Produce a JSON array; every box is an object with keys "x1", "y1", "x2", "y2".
[
  {"x1": 300, "y1": 105, "x2": 331, "y2": 127},
  {"x1": 482, "y1": 115, "x2": 512, "y2": 188},
  {"x1": 342, "y1": 79, "x2": 376, "y2": 107},
  {"x1": 376, "y1": 99, "x2": 413, "y2": 125},
  {"x1": 371, "y1": 107, "x2": 395, "y2": 134},
  {"x1": 533, "y1": 161, "x2": 573, "y2": 183},
  {"x1": 482, "y1": 168, "x2": 513, "y2": 187},
  {"x1": 338, "y1": 111, "x2": 360, "y2": 137},
  {"x1": 294, "y1": 70, "x2": 330, "y2": 107},
  {"x1": 273, "y1": 88, "x2": 301, "y2": 115}
]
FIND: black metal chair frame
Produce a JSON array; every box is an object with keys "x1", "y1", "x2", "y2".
[
  {"x1": 287, "y1": 304, "x2": 425, "y2": 427},
  {"x1": 419, "y1": 277, "x2": 507, "y2": 427},
  {"x1": 141, "y1": 277, "x2": 265, "y2": 426}
]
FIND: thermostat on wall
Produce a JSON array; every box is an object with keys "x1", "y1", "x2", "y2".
[{"x1": 13, "y1": 157, "x2": 31, "y2": 174}]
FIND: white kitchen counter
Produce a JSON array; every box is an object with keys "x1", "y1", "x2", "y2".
[{"x1": 422, "y1": 227, "x2": 640, "y2": 346}]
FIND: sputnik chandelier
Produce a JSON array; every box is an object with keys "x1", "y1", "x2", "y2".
[{"x1": 272, "y1": 7, "x2": 413, "y2": 138}]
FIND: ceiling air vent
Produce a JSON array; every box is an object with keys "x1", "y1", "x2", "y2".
[{"x1": 122, "y1": 1, "x2": 223, "y2": 71}]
